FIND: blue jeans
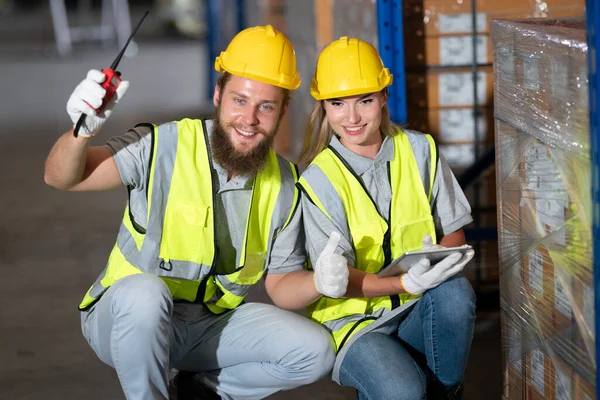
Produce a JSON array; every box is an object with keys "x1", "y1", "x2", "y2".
[{"x1": 338, "y1": 276, "x2": 476, "y2": 400}]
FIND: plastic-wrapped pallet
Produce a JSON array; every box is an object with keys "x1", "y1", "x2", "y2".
[
  {"x1": 491, "y1": 18, "x2": 595, "y2": 399},
  {"x1": 403, "y1": 0, "x2": 586, "y2": 167}
]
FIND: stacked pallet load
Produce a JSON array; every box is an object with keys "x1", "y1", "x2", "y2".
[
  {"x1": 402, "y1": 0, "x2": 585, "y2": 289},
  {"x1": 492, "y1": 18, "x2": 595, "y2": 399},
  {"x1": 403, "y1": 0, "x2": 585, "y2": 166}
]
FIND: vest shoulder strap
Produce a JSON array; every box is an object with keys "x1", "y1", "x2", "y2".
[{"x1": 394, "y1": 129, "x2": 438, "y2": 200}]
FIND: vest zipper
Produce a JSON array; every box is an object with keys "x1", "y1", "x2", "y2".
[
  {"x1": 386, "y1": 161, "x2": 403, "y2": 310},
  {"x1": 195, "y1": 119, "x2": 220, "y2": 306},
  {"x1": 383, "y1": 161, "x2": 392, "y2": 267}
]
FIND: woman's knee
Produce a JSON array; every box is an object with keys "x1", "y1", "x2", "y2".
[
  {"x1": 340, "y1": 333, "x2": 427, "y2": 400},
  {"x1": 426, "y1": 275, "x2": 476, "y2": 322},
  {"x1": 355, "y1": 380, "x2": 426, "y2": 400},
  {"x1": 350, "y1": 373, "x2": 426, "y2": 400}
]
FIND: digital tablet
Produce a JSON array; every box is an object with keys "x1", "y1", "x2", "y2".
[{"x1": 376, "y1": 245, "x2": 473, "y2": 278}]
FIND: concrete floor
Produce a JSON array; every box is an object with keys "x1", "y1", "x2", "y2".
[{"x1": 0, "y1": 5, "x2": 502, "y2": 399}]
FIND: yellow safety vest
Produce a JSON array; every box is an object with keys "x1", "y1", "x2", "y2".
[
  {"x1": 298, "y1": 130, "x2": 437, "y2": 350},
  {"x1": 79, "y1": 119, "x2": 299, "y2": 313}
]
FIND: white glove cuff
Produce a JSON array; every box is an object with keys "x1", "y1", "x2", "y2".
[
  {"x1": 400, "y1": 274, "x2": 424, "y2": 296},
  {"x1": 74, "y1": 124, "x2": 96, "y2": 138}
]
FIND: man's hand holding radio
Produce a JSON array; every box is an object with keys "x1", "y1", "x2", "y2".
[{"x1": 66, "y1": 69, "x2": 130, "y2": 137}]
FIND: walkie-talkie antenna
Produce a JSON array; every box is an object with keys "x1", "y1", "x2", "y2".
[{"x1": 110, "y1": 10, "x2": 149, "y2": 71}]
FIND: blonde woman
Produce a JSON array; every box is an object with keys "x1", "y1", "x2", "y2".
[{"x1": 295, "y1": 37, "x2": 477, "y2": 399}]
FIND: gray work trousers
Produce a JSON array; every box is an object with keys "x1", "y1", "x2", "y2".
[{"x1": 80, "y1": 274, "x2": 336, "y2": 400}]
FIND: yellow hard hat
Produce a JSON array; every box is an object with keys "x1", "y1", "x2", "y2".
[
  {"x1": 215, "y1": 25, "x2": 301, "y2": 90},
  {"x1": 310, "y1": 37, "x2": 393, "y2": 100}
]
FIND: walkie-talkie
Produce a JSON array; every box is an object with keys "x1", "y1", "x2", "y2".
[{"x1": 73, "y1": 10, "x2": 149, "y2": 138}]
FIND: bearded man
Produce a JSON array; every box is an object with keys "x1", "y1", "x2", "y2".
[{"x1": 43, "y1": 25, "x2": 335, "y2": 400}]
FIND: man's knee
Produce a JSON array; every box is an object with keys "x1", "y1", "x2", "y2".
[
  {"x1": 111, "y1": 274, "x2": 173, "y2": 323},
  {"x1": 304, "y1": 328, "x2": 336, "y2": 382},
  {"x1": 282, "y1": 320, "x2": 336, "y2": 384}
]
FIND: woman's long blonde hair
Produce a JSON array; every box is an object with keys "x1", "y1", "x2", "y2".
[{"x1": 297, "y1": 91, "x2": 397, "y2": 167}]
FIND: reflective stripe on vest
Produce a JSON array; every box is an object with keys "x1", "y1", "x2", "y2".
[
  {"x1": 298, "y1": 130, "x2": 437, "y2": 350},
  {"x1": 79, "y1": 118, "x2": 298, "y2": 311}
]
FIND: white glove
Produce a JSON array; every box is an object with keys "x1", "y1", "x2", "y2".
[
  {"x1": 66, "y1": 69, "x2": 130, "y2": 137},
  {"x1": 421, "y1": 234, "x2": 442, "y2": 251},
  {"x1": 313, "y1": 232, "x2": 349, "y2": 298},
  {"x1": 400, "y1": 247, "x2": 475, "y2": 295}
]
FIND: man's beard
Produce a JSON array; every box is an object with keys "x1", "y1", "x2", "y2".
[{"x1": 211, "y1": 107, "x2": 279, "y2": 177}]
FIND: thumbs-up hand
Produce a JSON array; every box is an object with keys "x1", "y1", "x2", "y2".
[{"x1": 313, "y1": 232, "x2": 349, "y2": 298}]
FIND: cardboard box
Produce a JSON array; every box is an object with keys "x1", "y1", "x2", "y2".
[
  {"x1": 504, "y1": 362, "x2": 525, "y2": 399},
  {"x1": 461, "y1": 168, "x2": 497, "y2": 211},
  {"x1": 501, "y1": 263, "x2": 526, "y2": 398},
  {"x1": 495, "y1": 121, "x2": 523, "y2": 238},
  {"x1": 572, "y1": 276, "x2": 595, "y2": 356},
  {"x1": 518, "y1": 142, "x2": 574, "y2": 339},
  {"x1": 519, "y1": 140, "x2": 570, "y2": 241},
  {"x1": 510, "y1": 22, "x2": 586, "y2": 119},
  {"x1": 405, "y1": 34, "x2": 492, "y2": 67},
  {"x1": 503, "y1": 325, "x2": 525, "y2": 399},
  {"x1": 550, "y1": 262, "x2": 574, "y2": 336},
  {"x1": 493, "y1": 18, "x2": 587, "y2": 144},
  {"x1": 522, "y1": 245, "x2": 555, "y2": 339},
  {"x1": 407, "y1": 66, "x2": 494, "y2": 109},
  {"x1": 403, "y1": 0, "x2": 584, "y2": 36},
  {"x1": 437, "y1": 142, "x2": 491, "y2": 169},
  {"x1": 525, "y1": 348, "x2": 556, "y2": 399},
  {"x1": 523, "y1": 348, "x2": 574, "y2": 400},
  {"x1": 523, "y1": 350, "x2": 574, "y2": 400},
  {"x1": 553, "y1": 356, "x2": 574, "y2": 400},
  {"x1": 407, "y1": 107, "x2": 494, "y2": 143},
  {"x1": 403, "y1": 0, "x2": 581, "y2": 17},
  {"x1": 573, "y1": 372, "x2": 595, "y2": 400}
]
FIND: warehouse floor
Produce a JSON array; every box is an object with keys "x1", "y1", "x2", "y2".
[{"x1": 0, "y1": 4, "x2": 502, "y2": 399}]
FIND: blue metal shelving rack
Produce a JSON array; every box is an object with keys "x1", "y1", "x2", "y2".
[
  {"x1": 586, "y1": 0, "x2": 600, "y2": 395},
  {"x1": 376, "y1": 0, "x2": 408, "y2": 125},
  {"x1": 205, "y1": 0, "x2": 245, "y2": 101}
]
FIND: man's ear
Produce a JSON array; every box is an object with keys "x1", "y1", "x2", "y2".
[
  {"x1": 279, "y1": 100, "x2": 289, "y2": 119},
  {"x1": 213, "y1": 84, "x2": 221, "y2": 107}
]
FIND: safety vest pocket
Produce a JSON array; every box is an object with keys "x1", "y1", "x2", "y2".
[
  {"x1": 352, "y1": 220, "x2": 387, "y2": 273},
  {"x1": 391, "y1": 217, "x2": 436, "y2": 256},
  {"x1": 176, "y1": 202, "x2": 209, "y2": 226},
  {"x1": 160, "y1": 202, "x2": 212, "y2": 265}
]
